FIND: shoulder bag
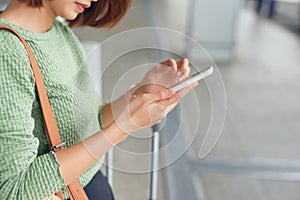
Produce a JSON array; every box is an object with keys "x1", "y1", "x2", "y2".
[{"x1": 0, "y1": 25, "x2": 89, "y2": 200}]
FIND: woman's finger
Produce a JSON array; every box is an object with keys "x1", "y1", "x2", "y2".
[
  {"x1": 141, "y1": 89, "x2": 175, "y2": 104},
  {"x1": 176, "y1": 58, "x2": 190, "y2": 77},
  {"x1": 158, "y1": 82, "x2": 198, "y2": 109},
  {"x1": 160, "y1": 59, "x2": 177, "y2": 71},
  {"x1": 175, "y1": 82, "x2": 198, "y2": 100}
]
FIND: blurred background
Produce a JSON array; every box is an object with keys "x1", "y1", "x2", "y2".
[{"x1": 1, "y1": 0, "x2": 299, "y2": 199}]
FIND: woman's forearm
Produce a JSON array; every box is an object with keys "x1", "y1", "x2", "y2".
[
  {"x1": 101, "y1": 94, "x2": 127, "y2": 129},
  {"x1": 55, "y1": 122, "x2": 126, "y2": 185}
]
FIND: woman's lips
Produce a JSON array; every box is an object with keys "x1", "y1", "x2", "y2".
[{"x1": 75, "y1": 2, "x2": 89, "y2": 13}]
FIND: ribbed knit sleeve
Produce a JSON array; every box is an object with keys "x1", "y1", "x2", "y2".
[{"x1": 0, "y1": 41, "x2": 65, "y2": 199}]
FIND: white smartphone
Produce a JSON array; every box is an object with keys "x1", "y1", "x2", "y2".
[{"x1": 169, "y1": 66, "x2": 214, "y2": 92}]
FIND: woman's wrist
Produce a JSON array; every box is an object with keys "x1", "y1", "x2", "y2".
[{"x1": 102, "y1": 121, "x2": 128, "y2": 145}]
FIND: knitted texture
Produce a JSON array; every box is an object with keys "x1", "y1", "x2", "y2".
[{"x1": 0, "y1": 18, "x2": 104, "y2": 200}]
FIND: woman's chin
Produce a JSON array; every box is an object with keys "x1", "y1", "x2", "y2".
[{"x1": 62, "y1": 12, "x2": 80, "y2": 21}]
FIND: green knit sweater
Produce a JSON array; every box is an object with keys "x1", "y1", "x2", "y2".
[{"x1": 0, "y1": 18, "x2": 105, "y2": 199}]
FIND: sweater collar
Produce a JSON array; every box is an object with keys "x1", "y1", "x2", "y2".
[{"x1": 0, "y1": 13, "x2": 61, "y2": 41}]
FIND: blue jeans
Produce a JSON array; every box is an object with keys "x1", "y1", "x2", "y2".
[{"x1": 67, "y1": 170, "x2": 114, "y2": 200}]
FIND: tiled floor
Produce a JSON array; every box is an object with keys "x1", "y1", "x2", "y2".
[{"x1": 77, "y1": 1, "x2": 300, "y2": 199}]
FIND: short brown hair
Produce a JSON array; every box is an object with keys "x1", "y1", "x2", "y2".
[{"x1": 18, "y1": 0, "x2": 131, "y2": 29}]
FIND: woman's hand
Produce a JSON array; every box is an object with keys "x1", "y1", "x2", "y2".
[
  {"x1": 100, "y1": 58, "x2": 193, "y2": 130},
  {"x1": 132, "y1": 58, "x2": 191, "y2": 95},
  {"x1": 130, "y1": 58, "x2": 192, "y2": 113},
  {"x1": 114, "y1": 82, "x2": 198, "y2": 135}
]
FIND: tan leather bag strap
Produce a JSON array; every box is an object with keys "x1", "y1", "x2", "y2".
[{"x1": 0, "y1": 25, "x2": 88, "y2": 200}]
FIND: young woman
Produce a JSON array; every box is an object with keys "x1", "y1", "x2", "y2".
[{"x1": 0, "y1": 0, "x2": 197, "y2": 199}]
